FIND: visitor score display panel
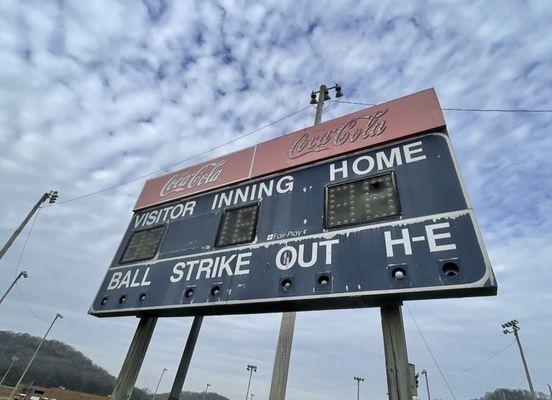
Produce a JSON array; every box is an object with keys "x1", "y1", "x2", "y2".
[{"x1": 89, "y1": 133, "x2": 497, "y2": 317}]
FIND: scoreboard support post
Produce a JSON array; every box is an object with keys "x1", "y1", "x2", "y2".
[
  {"x1": 111, "y1": 317, "x2": 157, "y2": 400},
  {"x1": 380, "y1": 304, "x2": 412, "y2": 400},
  {"x1": 168, "y1": 316, "x2": 204, "y2": 400},
  {"x1": 268, "y1": 312, "x2": 297, "y2": 400}
]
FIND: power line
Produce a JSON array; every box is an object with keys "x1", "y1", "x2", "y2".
[
  {"x1": 7, "y1": 208, "x2": 50, "y2": 324},
  {"x1": 14, "y1": 209, "x2": 40, "y2": 275},
  {"x1": 332, "y1": 99, "x2": 552, "y2": 112},
  {"x1": 15, "y1": 284, "x2": 49, "y2": 323},
  {"x1": 445, "y1": 340, "x2": 516, "y2": 379},
  {"x1": 405, "y1": 304, "x2": 457, "y2": 400},
  {"x1": 53, "y1": 105, "x2": 311, "y2": 206}
]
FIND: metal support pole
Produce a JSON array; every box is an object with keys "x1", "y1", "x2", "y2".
[
  {"x1": 547, "y1": 383, "x2": 551, "y2": 400},
  {"x1": 0, "y1": 193, "x2": 48, "y2": 262},
  {"x1": 268, "y1": 83, "x2": 331, "y2": 400},
  {"x1": 0, "y1": 271, "x2": 28, "y2": 305},
  {"x1": 168, "y1": 316, "x2": 204, "y2": 400},
  {"x1": 9, "y1": 313, "x2": 63, "y2": 399},
  {"x1": 202, "y1": 383, "x2": 211, "y2": 400},
  {"x1": 0, "y1": 356, "x2": 18, "y2": 386},
  {"x1": 245, "y1": 365, "x2": 257, "y2": 400},
  {"x1": 421, "y1": 370, "x2": 431, "y2": 400},
  {"x1": 513, "y1": 330, "x2": 535, "y2": 398},
  {"x1": 152, "y1": 368, "x2": 167, "y2": 400},
  {"x1": 354, "y1": 377, "x2": 364, "y2": 400},
  {"x1": 245, "y1": 369, "x2": 253, "y2": 400},
  {"x1": 380, "y1": 304, "x2": 412, "y2": 400},
  {"x1": 111, "y1": 317, "x2": 158, "y2": 400}
]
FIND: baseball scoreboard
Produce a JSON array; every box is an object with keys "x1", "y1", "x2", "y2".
[{"x1": 89, "y1": 89, "x2": 497, "y2": 317}]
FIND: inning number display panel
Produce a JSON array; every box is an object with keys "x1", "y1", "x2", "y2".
[{"x1": 90, "y1": 133, "x2": 496, "y2": 317}]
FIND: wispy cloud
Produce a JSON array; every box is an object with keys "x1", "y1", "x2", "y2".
[{"x1": 1, "y1": 1, "x2": 551, "y2": 399}]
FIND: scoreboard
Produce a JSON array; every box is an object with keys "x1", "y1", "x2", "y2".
[{"x1": 89, "y1": 89, "x2": 497, "y2": 318}]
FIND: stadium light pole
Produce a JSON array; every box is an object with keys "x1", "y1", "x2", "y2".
[
  {"x1": 502, "y1": 320, "x2": 535, "y2": 398},
  {"x1": 9, "y1": 313, "x2": 63, "y2": 398},
  {"x1": 420, "y1": 370, "x2": 430, "y2": 400},
  {"x1": 0, "y1": 356, "x2": 19, "y2": 386},
  {"x1": 0, "y1": 271, "x2": 28, "y2": 305},
  {"x1": 0, "y1": 191, "x2": 58, "y2": 263},
  {"x1": 202, "y1": 383, "x2": 211, "y2": 400},
  {"x1": 268, "y1": 83, "x2": 344, "y2": 400},
  {"x1": 245, "y1": 364, "x2": 257, "y2": 400},
  {"x1": 152, "y1": 368, "x2": 167, "y2": 400},
  {"x1": 354, "y1": 376, "x2": 364, "y2": 400}
]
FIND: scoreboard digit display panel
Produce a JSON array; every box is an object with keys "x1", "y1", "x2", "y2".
[{"x1": 89, "y1": 89, "x2": 497, "y2": 318}]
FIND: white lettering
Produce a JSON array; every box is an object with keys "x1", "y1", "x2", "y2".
[
  {"x1": 426, "y1": 223, "x2": 457, "y2": 252},
  {"x1": 376, "y1": 147, "x2": 402, "y2": 170},
  {"x1": 141, "y1": 267, "x2": 151, "y2": 286},
  {"x1": 330, "y1": 160, "x2": 348, "y2": 181},
  {"x1": 403, "y1": 141, "x2": 426, "y2": 163},
  {"x1": 108, "y1": 272, "x2": 122, "y2": 290},
  {"x1": 196, "y1": 259, "x2": 213, "y2": 280},
  {"x1": 276, "y1": 246, "x2": 297, "y2": 270},
  {"x1": 217, "y1": 255, "x2": 235, "y2": 277},
  {"x1": 235, "y1": 252, "x2": 252, "y2": 275},
  {"x1": 384, "y1": 229, "x2": 412, "y2": 257},
  {"x1": 318, "y1": 239, "x2": 339, "y2": 264},
  {"x1": 352, "y1": 155, "x2": 375, "y2": 176},
  {"x1": 130, "y1": 270, "x2": 141, "y2": 287},
  {"x1": 118, "y1": 271, "x2": 132, "y2": 289},
  {"x1": 276, "y1": 176, "x2": 294, "y2": 193},
  {"x1": 298, "y1": 243, "x2": 317, "y2": 268}
]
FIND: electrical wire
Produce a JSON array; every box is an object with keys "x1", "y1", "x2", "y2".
[
  {"x1": 14, "y1": 208, "x2": 40, "y2": 276},
  {"x1": 7, "y1": 208, "x2": 50, "y2": 323},
  {"x1": 445, "y1": 340, "x2": 515, "y2": 379},
  {"x1": 405, "y1": 304, "x2": 457, "y2": 400},
  {"x1": 35, "y1": 99, "x2": 551, "y2": 208},
  {"x1": 331, "y1": 99, "x2": 552, "y2": 112},
  {"x1": 53, "y1": 105, "x2": 311, "y2": 206}
]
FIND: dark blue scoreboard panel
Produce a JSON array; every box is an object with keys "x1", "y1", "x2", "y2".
[{"x1": 89, "y1": 133, "x2": 497, "y2": 317}]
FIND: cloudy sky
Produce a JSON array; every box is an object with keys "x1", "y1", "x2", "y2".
[{"x1": 1, "y1": 1, "x2": 551, "y2": 400}]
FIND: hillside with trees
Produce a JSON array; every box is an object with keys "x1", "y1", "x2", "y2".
[{"x1": 0, "y1": 331, "x2": 229, "y2": 400}]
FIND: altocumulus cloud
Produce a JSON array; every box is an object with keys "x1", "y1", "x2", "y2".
[{"x1": 0, "y1": 1, "x2": 551, "y2": 400}]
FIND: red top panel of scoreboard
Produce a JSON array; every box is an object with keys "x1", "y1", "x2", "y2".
[{"x1": 134, "y1": 88, "x2": 445, "y2": 210}]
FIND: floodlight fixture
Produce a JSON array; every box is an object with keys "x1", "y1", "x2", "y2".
[
  {"x1": 335, "y1": 83, "x2": 344, "y2": 98},
  {"x1": 48, "y1": 190, "x2": 59, "y2": 204}
]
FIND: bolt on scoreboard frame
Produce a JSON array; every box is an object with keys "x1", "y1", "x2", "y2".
[{"x1": 89, "y1": 88, "x2": 497, "y2": 318}]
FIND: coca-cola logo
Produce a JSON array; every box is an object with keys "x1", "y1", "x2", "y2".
[
  {"x1": 288, "y1": 109, "x2": 389, "y2": 159},
  {"x1": 160, "y1": 160, "x2": 228, "y2": 197}
]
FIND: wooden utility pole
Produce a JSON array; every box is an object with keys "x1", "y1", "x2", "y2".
[
  {"x1": 268, "y1": 84, "x2": 340, "y2": 400},
  {"x1": 0, "y1": 192, "x2": 54, "y2": 262},
  {"x1": 380, "y1": 304, "x2": 412, "y2": 400}
]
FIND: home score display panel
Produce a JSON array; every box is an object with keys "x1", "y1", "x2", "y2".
[{"x1": 89, "y1": 133, "x2": 496, "y2": 317}]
